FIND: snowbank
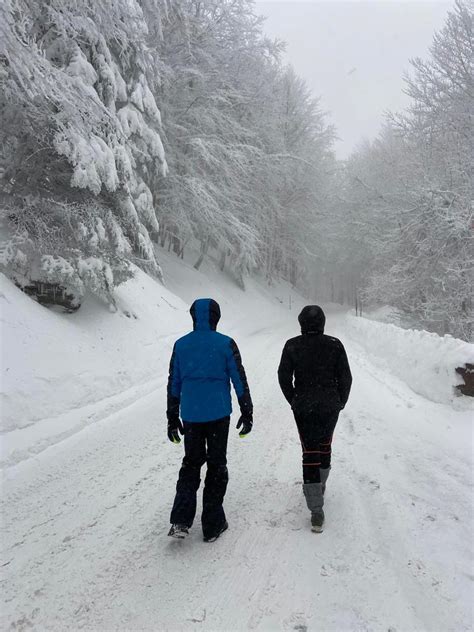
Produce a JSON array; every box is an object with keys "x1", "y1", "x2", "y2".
[
  {"x1": 345, "y1": 314, "x2": 474, "y2": 405},
  {"x1": 0, "y1": 268, "x2": 190, "y2": 434}
]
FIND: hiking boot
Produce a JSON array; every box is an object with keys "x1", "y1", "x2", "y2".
[
  {"x1": 168, "y1": 524, "x2": 189, "y2": 539},
  {"x1": 311, "y1": 509, "x2": 325, "y2": 533},
  {"x1": 203, "y1": 521, "x2": 228, "y2": 542},
  {"x1": 303, "y1": 482, "x2": 325, "y2": 532}
]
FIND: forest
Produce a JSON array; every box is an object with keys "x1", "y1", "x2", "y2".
[{"x1": 1, "y1": 0, "x2": 472, "y2": 340}]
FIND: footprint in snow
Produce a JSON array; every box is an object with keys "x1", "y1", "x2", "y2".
[{"x1": 284, "y1": 612, "x2": 308, "y2": 631}]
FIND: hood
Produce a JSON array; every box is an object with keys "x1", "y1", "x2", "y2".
[
  {"x1": 298, "y1": 305, "x2": 326, "y2": 334},
  {"x1": 190, "y1": 298, "x2": 221, "y2": 331}
]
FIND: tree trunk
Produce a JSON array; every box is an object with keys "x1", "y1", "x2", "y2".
[
  {"x1": 219, "y1": 248, "x2": 226, "y2": 271},
  {"x1": 194, "y1": 237, "x2": 210, "y2": 270},
  {"x1": 159, "y1": 226, "x2": 167, "y2": 247}
]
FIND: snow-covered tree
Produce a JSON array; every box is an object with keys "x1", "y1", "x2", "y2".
[
  {"x1": 329, "y1": 1, "x2": 473, "y2": 340},
  {"x1": 1, "y1": 0, "x2": 168, "y2": 304},
  {"x1": 154, "y1": 1, "x2": 335, "y2": 288},
  {"x1": 1, "y1": 0, "x2": 336, "y2": 305}
]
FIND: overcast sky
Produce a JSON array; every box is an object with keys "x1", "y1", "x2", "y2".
[{"x1": 255, "y1": 1, "x2": 453, "y2": 157}]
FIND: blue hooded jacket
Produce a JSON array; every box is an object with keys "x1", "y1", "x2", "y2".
[{"x1": 167, "y1": 298, "x2": 253, "y2": 423}]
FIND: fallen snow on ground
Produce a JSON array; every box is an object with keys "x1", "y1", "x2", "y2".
[
  {"x1": 345, "y1": 313, "x2": 474, "y2": 406},
  {"x1": 1, "y1": 250, "x2": 472, "y2": 631}
]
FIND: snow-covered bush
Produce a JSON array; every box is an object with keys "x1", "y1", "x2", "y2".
[{"x1": 0, "y1": 200, "x2": 132, "y2": 305}]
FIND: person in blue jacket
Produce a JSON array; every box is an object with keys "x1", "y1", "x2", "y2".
[{"x1": 167, "y1": 298, "x2": 253, "y2": 542}]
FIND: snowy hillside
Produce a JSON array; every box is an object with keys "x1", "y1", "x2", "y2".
[{"x1": 1, "y1": 251, "x2": 473, "y2": 631}]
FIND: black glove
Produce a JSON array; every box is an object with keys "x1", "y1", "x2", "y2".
[
  {"x1": 236, "y1": 415, "x2": 253, "y2": 438},
  {"x1": 168, "y1": 417, "x2": 184, "y2": 444}
]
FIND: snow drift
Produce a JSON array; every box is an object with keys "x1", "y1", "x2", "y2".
[{"x1": 345, "y1": 314, "x2": 474, "y2": 405}]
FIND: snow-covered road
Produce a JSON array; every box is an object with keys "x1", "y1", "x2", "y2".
[{"x1": 1, "y1": 304, "x2": 472, "y2": 631}]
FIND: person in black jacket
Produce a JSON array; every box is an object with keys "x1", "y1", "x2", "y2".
[{"x1": 278, "y1": 305, "x2": 352, "y2": 532}]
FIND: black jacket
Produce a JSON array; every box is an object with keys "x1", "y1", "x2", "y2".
[{"x1": 278, "y1": 306, "x2": 352, "y2": 414}]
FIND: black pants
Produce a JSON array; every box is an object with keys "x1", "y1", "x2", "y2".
[
  {"x1": 294, "y1": 408, "x2": 339, "y2": 484},
  {"x1": 170, "y1": 417, "x2": 230, "y2": 537}
]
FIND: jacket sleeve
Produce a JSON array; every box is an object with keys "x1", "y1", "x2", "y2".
[
  {"x1": 226, "y1": 339, "x2": 253, "y2": 420},
  {"x1": 335, "y1": 343, "x2": 352, "y2": 408},
  {"x1": 166, "y1": 343, "x2": 182, "y2": 421},
  {"x1": 278, "y1": 341, "x2": 295, "y2": 404}
]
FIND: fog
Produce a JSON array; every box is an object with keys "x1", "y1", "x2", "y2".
[{"x1": 255, "y1": 0, "x2": 452, "y2": 157}]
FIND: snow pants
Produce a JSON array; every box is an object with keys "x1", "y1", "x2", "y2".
[
  {"x1": 294, "y1": 408, "x2": 339, "y2": 484},
  {"x1": 170, "y1": 417, "x2": 229, "y2": 537}
]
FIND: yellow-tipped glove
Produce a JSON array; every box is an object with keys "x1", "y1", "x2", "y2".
[
  {"x1": 167, "y1": 418, "x2": 184, "y2": 444},
  {"x1": 236, "y1": 415, "x2": 253, "y2": 438}
]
